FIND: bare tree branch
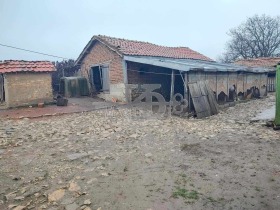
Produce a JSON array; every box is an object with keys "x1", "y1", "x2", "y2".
[{"x1": 220, "y1": 14, "x2": 280, "y2": 63}]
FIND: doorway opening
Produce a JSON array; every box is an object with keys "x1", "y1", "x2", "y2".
[
  {"x1": 91, "y1": 65, "x2": 110, "y2": 92},
  {"x1": 228, "y1": 84, "x2": 236, "y2": 101},
  {"x1": 218, "y1": 91, "x2": 227, "y2": 104},
  {"x1": 0, "y1": 74, "x2": 5, "y2": 103}
]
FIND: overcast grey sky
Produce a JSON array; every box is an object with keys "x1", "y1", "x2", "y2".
[{"x1": 0, "y1": 0, "x2": 279, "y2": 62}]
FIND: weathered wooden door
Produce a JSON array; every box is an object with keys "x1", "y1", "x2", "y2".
[
  {"x1": 101, "y1": 65, "x2": 110, "y2": 91},
  {"x1": 189, "y1": 82, "x2": 211, "y2": 118},
  {"x1": 267, "y1": 76, "x2": 275, "y2": 92},
  {"x1": 188, "y1": 81, "x2": 219, "y2": 118},
  {"x1": 0, "y1": 74, "x2": 4, "y2": 103}
]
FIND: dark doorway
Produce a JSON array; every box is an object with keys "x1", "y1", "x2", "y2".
[
  {"x1": 0, "y1": 74, "x2": 5, "y2": 103},
  {"x1": 267, "y1": 72, "x2": 276, "y2": 92},
  {"x1": 91, "y1": 65, "x2": 110, "y2": 92},
  {"x1": 237, "y1": 92, "x2": 244, "y2": 100},
  {"x1": 218, "y1": 91, "x2": 227, "y2": 104},
  {"x1": 92, "y1": 66, "x2": 102, "y2": 92},
  {"x1": 174, "y1": 72, "x2": 185, "y2": 97},
  {"x1": 228, "y1": 84, "x2": 236, "y2": 101}
]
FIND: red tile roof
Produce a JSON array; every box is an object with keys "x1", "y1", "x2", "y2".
[
  {"x1": 76, "y1": 35, "x2": 213, "y2": 64},
  {"x1": 0, "y1": 60, "x2": 55, "y2": 73},
  {"x1": 97, "y1": 35, "x2": 213, "y2": 61},
  {"x1": 234, "y1": 57, "x2": 280, "y2": 68}
]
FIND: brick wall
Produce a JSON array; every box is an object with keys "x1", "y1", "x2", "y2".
[
  {"x1": 79, "y1": 41, "x2": 127, "y2": 101},
  {"x1": 80, "y1": 41, "x2": 124, "y2": 85},
  {"x1": 5, "y1": 72, "x2": 53, "y2": 107}
]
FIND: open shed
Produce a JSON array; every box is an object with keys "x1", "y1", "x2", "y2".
[{"x1": 124, "y1": 56, "x2": 269, "y2": 104}]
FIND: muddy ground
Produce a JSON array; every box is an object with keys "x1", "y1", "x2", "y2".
[{"x1": 0, "y1": 94, "x2": 279, "y2": 210}]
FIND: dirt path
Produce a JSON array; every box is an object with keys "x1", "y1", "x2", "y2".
[{"x1": 0, "y1": 94, "x2": 279, "y2": 210}]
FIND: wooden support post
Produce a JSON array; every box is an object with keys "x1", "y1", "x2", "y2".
[
  {"x1": 180, "y1": 72, "x2": 188, "y2": 99},
  {"x1": 227, "y1": 72, "x2": 229, "y2": 97},
  {"x1": 243, "y1": 73, "x2": 245, "y2": 95},
  {"x1": 275, "y1": 65, "x2": 280, "y2": 126},
  {"x1": 185, "y1": 73, "x2": 191, "y2": 111},
  {"x1": 170, "y1": 69, "x2": 175, "y2": 112},
  {"x1": 170, "y1": 69, "x2": 175, "y2": 98},
  {"x1": 267, "y1": 73, "x2": 269, "y2": 92},
  {"x1": 183, "y1": 73, "x2": 188, "y2": 100},
  {"x1": 259, "y1": 74, "x2": 262, "y2": 94},
  {"x1": 235, "y1": 73, "x2": 238, "y2": 101},
  {"x1": 0, "y1": 74, "x2": 4, "y2": 102},
  {"x1": 215, "y1": 73, "x2": 218, "y2": 100}
]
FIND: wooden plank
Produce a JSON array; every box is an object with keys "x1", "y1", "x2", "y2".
[
  {"x1": 101, "y1": 66, "x2": 110, "y2": 91},
  {"x1": 198, "y1": 81, "x2": 208, "y2": 96},
  {"x1": 170, "y1": 70, "x2": 175, "y2": 104},
  {"x1": 197, "y1": 81, "x2": 215, "y2": 115},
  {"x1": 189, "y1": 82, "x2": 201, "y2": 98},
  {"x1": 193, "y1": 96, "x2": 211, "y2": 118},
  {"x1": 201, "y1": 95, "x2": 211, "y2": 117},
  {"x1": 205, "y1": 82, "x2": 219, "y2": 115},
  {"x1": 189, "y1": 82, "x2": 212, "y2": 118}
]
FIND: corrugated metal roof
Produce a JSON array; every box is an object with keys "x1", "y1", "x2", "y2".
[{"x1": 124, "y1": 56, "x2": 272, "y2": 73}]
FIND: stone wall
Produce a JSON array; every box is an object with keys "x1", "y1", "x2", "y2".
[{"x1": 4, "y1": 72, "x2": 53, "y2": 107}]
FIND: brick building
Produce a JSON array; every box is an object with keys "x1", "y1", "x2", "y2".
[
  {"x1": 0, "y1": 60, "x2": 55, "y2": 108},
  {"x1": 75, "y1": 35, "x2": 270, "y2": 104},
  {"x1": 75, "y1": 35, "x2": 212, "y2": 101}
]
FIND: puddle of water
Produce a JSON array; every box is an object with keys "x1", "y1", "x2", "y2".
[{"x1": 252, "y1": 105, "x2": 275, "y2": 120}]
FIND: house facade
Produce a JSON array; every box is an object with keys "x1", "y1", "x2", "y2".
[
  {"x1": 75, "y1": 35, "x2": 270, "y2": 104},
  {"x1": 0, "y1": 60, "x2": 55, "y2": 108}
]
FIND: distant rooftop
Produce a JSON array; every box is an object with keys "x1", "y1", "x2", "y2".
[
  {"x1": 0, "y1": 60, "x2": 56, "y2": 73},
  {"x1": 234, "y1": 57, "x2": 280, "y2": 68}
]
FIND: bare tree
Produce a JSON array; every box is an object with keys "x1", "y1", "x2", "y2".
[
  {"x1": 220, "y1": 14, "x2": 280, "y2": 63},
  {"x1": 52, "y1": 59, "x2": 79, "y2": 92}
]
